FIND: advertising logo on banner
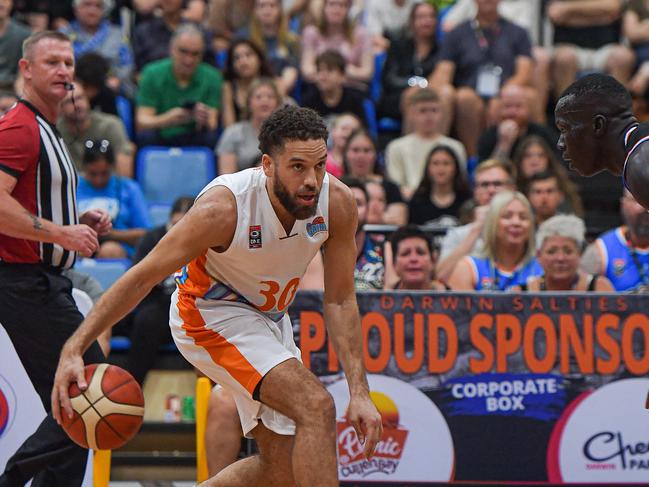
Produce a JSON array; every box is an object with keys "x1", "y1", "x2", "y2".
[
  {"x1": 326, "y1": 374, "x2": 454, "y2": 482},
  {"x1": 443, "y1": 373, "x2": 566, "y2": 420},
  {"x1": 548, "y1": 378, "x2": 649, "y2": 483},
  {"x1": 0, "y1": 374, "x2": 16, "y2": 438}
]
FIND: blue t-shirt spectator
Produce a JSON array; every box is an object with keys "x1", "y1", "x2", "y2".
[{"x1": 77, "y1": 175, "x2": 151, "y2": 256}]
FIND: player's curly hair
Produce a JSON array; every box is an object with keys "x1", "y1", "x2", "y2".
[{"x1": 259, "y1": 105, "x2": 328, "y2": 156}]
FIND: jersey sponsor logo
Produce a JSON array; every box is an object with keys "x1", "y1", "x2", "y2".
[
  {"x1": 174, "y1": 265, "x2": 189, "y2": 285},
  {"x1": 306, "y1": 216, "x2": 327, "y2": 237},
  {"x1": 613, "y1": 258, "x2": 626, "y2": 277},
  {"x1": 249, "y1": 225, "x2": 262, "y2": 249}
]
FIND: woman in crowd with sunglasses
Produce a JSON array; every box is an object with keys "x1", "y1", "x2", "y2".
[{"x1": 76, "y1": 139, "x2": 151, "y2": 259}]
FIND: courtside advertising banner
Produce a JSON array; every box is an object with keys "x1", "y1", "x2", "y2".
[
  {"x1": 0, "y1": 324, "x2": 93, "y2": 486},
  {"x1": 289, "y1": 291, "x2": 649, "y2": 484}
]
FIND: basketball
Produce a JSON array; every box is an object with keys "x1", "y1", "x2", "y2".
[{"x1": 60, "y1": 363, "x2": 145, "y2": 450}]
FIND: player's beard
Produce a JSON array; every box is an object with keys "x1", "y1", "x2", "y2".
[{"x1": 273, "y1": 173, "x2": 319, "y2": 220}]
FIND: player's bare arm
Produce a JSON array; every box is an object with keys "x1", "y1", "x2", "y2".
[
  {"x1": 52, "y1": 186, "x2": 237, "y2": 422},
  {"x1": 322, "y1": 177, "x2": 383, "y2": 457},
  {"x1": 624, "y1": 144, "x2": 649, "y2": 210}
]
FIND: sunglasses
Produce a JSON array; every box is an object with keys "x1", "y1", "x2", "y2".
[{"x1": 84, "y1": 139, "x2": 110, "y2": 153}]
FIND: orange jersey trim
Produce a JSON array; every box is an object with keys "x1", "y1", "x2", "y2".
[{"x1": 177, "y1": 253, "x2": 262, "y2": 395}]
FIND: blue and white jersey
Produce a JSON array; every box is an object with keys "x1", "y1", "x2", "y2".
[
  {"x1": 467, "y1": 256, "x2": 543, "y2": 291},
  {"x1": 594, "y1": 226, "x2": 649, "y2": 291}
]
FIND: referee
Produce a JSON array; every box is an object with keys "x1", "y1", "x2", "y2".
[{"x1": 0, "y1": 31, "x2": 111, "y2": 486}]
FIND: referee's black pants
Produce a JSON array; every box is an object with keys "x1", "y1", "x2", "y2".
[{"x1": 0, "y1": 264, "x2": 104, "y2": 487}]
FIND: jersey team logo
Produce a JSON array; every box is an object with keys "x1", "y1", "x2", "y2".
[
  {"x1": 480, "y1": 277, "x2": 495, "y2": 290},
  {"x1": 306, "y1": 216, "x2": 327, "y2": 237},
  {"x1": 613, "y1": 258, "x2": 626, "y2": 276},
  {"x1": 249, "y1": 225, "x2": 262, "y2": 248}
]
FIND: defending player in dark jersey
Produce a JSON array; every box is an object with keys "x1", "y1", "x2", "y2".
[
  {"x1": 554, "y1": 73, "x2": 649, "y2": 209},
  {"x1": 555, "y1": 73, "x2": 649, "y2": 409}
]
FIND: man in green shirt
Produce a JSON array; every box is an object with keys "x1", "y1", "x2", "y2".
[{"x1": 136, "y1": 23, "x2": 222, "y2": 147}]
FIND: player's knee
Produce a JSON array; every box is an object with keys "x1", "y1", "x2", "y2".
[
  {"x1": 300, "y1": 387, "x2": 335, "y2": 424},
  {"x1": 207, "y1": 387, "x2": 238, "y2": 427}
]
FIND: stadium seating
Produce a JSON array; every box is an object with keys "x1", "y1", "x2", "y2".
[
  {"x1": 147, "y1": 201, "x2": 172, "y2": 227},
  {"x1": 363, "y1": 98, "x2": 378, "y2": 139},
  {"x1": 135, "y1": 146, "x2": 216, "y2": 205},
  {"x1": 75, "y1": 257, "x2": 131, "y2": 291},
  {"x1": 369, "y1": 52, "x2": 386, "y2": 103},
  {"x1": 115, "y1": 95, "x2": 134, "y2": 141},
  {"x1": 369, "y1": 52, "x2": 403, "y2": 134}
]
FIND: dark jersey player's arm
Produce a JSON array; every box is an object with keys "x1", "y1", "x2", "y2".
[{"x1": 625, "y1": 143, "x2": 649, "y2": 210}]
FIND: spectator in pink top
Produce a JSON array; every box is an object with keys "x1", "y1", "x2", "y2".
[
  {"x1": 301, "y1": 0, "x2": 374, "y2": 91},
  {"x1": 326, "y1": 112, "x2": 362, "y2": 178}
]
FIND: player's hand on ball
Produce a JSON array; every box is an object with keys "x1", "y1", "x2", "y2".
[
  {"x1": 51, "y1": 346, "x2": 87, "y2": 424},
  {"x1": 347, "y1": 393, "x2": 383, "y2": 459}
]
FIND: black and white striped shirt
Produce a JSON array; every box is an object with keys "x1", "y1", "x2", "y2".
[{"x1": 0, "y1": 100, "x2": 79, "y2": 269}]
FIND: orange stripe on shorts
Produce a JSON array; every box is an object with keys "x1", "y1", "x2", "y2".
[{"x1": 177, "y1": 253, "x2": 262, "y2": 395}]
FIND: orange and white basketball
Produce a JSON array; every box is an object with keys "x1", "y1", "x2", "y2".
[{"x1": 60, "y1": 363, "x2": 144, "y2": 450}]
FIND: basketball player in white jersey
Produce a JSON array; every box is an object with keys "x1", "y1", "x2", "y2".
[{"x1": 51, "y1": 105, "x2": 382, "y2": 486}]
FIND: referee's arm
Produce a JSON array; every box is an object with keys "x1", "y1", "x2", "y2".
[{"x1": 0, "y1": 170, "x2": 99, "y2": 256}]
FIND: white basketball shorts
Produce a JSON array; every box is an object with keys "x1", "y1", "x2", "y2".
[{"x1": 169, "y1": 290, "x2": 300, "y2": 437}]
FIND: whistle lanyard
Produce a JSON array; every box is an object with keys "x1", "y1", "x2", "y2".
[
  {"x1": 488, "y1": 260, "x2": 516, "y2": 291},
  {"x1": 624, "y1": 230, "x2": 649, "y2": 285},
  {"x1": 539, "y1": 274, "x2": 580, "y2": 291},
  {"x1": 471, "y1": 20, "x2": 501, "y2": 59}
]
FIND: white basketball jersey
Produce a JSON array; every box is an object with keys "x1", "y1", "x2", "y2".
[{"x1": 176, "y1": 167, "x2": 329, "y2": 321}]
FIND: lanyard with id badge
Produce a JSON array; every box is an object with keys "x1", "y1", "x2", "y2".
[{"x1": 473, "y1": 20, "x2": 502, "y2": 98}]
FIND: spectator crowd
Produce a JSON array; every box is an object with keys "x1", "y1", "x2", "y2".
[{"x1": 4, "y1": 0, "x2": 649, "y2": 395}]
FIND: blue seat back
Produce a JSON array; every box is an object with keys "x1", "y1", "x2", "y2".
[
  {"x1": 215, "y1": 49, "x2": 228, "y2": 70},
  {"x1": 370, "y1": 52, "x2": 387, "y2": 103},
  {"x1": 135, "y1": 146, "x2": 216, "y2": 205},
  {"x1": 148, "y1": 202, "x2": 172, "y2": 227},
  {"x1": 115, "y1": 95, "x2": 134, "y2": 141},
  {"x1": 75, "y1": 258, "x2": 131, "y2": 291},
  {"x1": 363, "y1": 99, "x2": 378, "y2": 139}
]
